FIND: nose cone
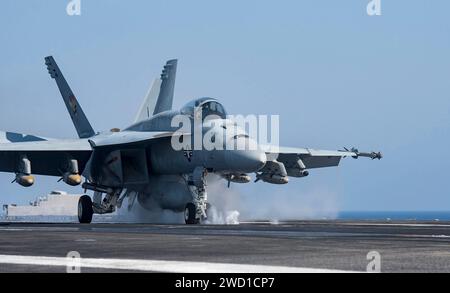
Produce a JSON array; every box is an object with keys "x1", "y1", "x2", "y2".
[{"x1": 225, "y1": 150, "x2": 267, "y2": 173}]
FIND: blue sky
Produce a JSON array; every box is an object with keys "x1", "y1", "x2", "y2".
[{"x1": 0, "y1": 0, "x2": 449, "y2": 215}]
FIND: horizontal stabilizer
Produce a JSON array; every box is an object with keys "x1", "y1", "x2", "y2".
[{"x1": 0, "y1": 131, "x2": 47, "y2": 144}]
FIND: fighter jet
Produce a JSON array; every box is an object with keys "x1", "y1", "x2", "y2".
[{"x1": 0, "y1": 57, "x2": 382, "y2": 224}]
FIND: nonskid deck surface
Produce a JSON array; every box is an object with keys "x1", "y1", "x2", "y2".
[{"x1": 0, "y1": 221, "x2": 449, "y2": 272}]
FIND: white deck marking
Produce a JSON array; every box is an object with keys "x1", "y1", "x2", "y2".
[
  {"x1": 343, "y1": 223, "x2": 450, "y2": 228},
  {"x1": 0, "y1": 255, "x2": 358, "y2": 273}
]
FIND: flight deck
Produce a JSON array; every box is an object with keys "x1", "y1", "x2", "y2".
[{"x1": 0, "y1": 221, "x2": 449, "y2": 273}]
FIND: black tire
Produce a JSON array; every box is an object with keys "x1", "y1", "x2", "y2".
[
  {"x1": 185, "y1": 203, "x2": 199, "y2": 225},
  {"x1": 78, "y1": 195, "x2": 93, "y2": 224}
]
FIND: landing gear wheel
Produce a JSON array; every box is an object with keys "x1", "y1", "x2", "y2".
[
  {"x1": 78, "y1": 195, "x2": 94, "y2": 224},
  {"x1": 185, "y1": 203, "x2": 199, "y2": 225}
]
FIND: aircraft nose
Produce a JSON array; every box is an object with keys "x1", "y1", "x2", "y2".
[{"x1": 225, "y1": 149, "x2": 267, "y2": 173}]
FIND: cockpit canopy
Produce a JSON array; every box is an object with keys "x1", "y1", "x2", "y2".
[{"x1": 180, "y1": 97, "x2": 227, "y2": 120}]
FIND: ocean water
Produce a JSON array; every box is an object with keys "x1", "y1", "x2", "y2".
[{"x1": 338, "y1": 211, "x2": 450, "y2": 221}]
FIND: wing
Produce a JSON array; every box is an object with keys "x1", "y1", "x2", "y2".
[
  {"x1": 0, "y1": 131, "x2": 177, "y2": 180},
  {"x1": 262, "y1": 145, "x2": 382, "y2": 170},
  {"x1": 0, "y1": 139, "x2": 92, "y2": 177},
  {"x1": 89, "y1": 131, "x2": 176, "y2": 148}
]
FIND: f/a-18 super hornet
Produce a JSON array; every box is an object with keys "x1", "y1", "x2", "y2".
[{"x1": 0, "y1": 57, "x2": 382, "y2": 224}]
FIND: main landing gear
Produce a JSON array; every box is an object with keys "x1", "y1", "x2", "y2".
[
  {"x1": 78, "y1": 182, "x2": 127, "y2": 224},
  {"x1": 78, "y1": 195, "x2": 94, "y2": 224},
  {"x1": 78, "y1": 174, "x2": 211, "y2": 225}
]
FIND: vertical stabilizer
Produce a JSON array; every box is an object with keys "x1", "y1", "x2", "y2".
[
  {"x1": 134, "y1": 78, "x2": 162, "y2": 123},
  {"x1": 153, "y1": 59, "x2": 178, "y2": 115},
  {"x1": 45, "y1": 56, "x2": 95, "y2": 139}
]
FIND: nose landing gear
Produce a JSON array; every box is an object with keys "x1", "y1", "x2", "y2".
[
  {"x1": 184, "y1": 203, "x2": 200, "y2": 225},
  {"x1": 183, "y1": 167, "x2": 209, "y2": 225}
]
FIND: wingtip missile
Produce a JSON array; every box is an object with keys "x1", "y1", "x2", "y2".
[
  {"x1": 357, "y1": 151, "x2": 383, "y2": 160},
  {"x1": 371, "y1": 152, "x2": 383, "y2": 160},
  {"x1": 341, "y1": 147, "x2": 383, "y2": 160}
]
